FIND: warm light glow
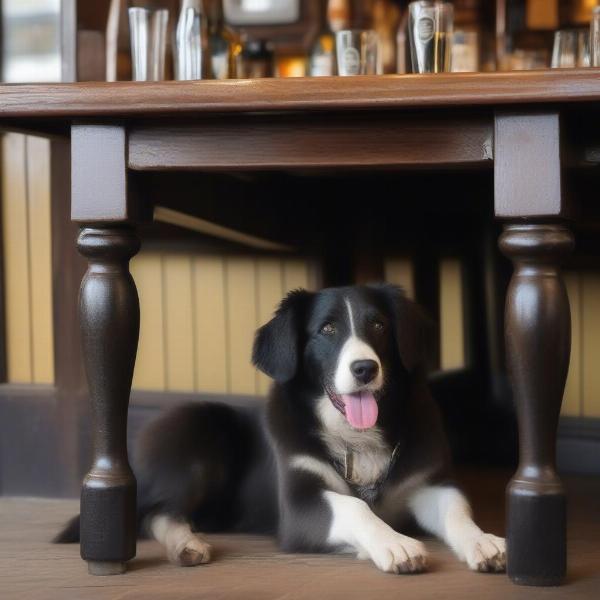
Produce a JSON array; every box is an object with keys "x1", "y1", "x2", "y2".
[{"x1": 277, "y1": 56, "x2": 306, "y2": 78}]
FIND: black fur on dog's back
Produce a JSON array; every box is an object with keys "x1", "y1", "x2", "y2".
[
  {"x1": 53, "y1": 515, "x2": 80, "y2": 543},
  {"x1": 54, "y1": 401, "x2": 279, "y2": 543},
  {"x1": 56, "y1": 284, "x2": 451, "y2": 555}
]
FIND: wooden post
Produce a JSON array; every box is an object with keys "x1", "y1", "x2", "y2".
[
  {"x1": 495, "y1": 111, "x2": 573, "y2": 586},
  {"x1": 78, "y1": 227, "x2": 140, "y2": 575},
  {"x1": 72, "y1": 124, "x2": 140, "y2": 574},
  {"x1": 499, "y1": 224, "x2": 573, "y2": 586}
]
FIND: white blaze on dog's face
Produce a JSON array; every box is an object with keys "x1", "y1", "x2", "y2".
[
  {"x1": 304, "y1": 289, "x2": 393, "y2": 431},
  {"x1": 329, "y1": 299, "x2": 384, "y2": 429},
  {"x1": 253, "y1": 284, "x2": 423, "y2": 433}
]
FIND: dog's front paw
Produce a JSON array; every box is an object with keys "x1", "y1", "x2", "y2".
[
  {"x1": 366, "y1": 529, "x2": 428, "y2": 574},
  {"x1": 463, "y1": 533, "x2": 506, "y2": 573},
  {"x1": 169, "y1": 536, "x2": 212, "y2": 567}
]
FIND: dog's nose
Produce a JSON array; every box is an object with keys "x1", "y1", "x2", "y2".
[{"x1": 351, "y1": 360, "x2": 379, "y2": 385}]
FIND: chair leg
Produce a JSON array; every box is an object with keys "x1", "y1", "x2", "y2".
[
  {"x1": 77, "y1": 226, "x2": 140, "y2": 575},
  {"x1": 500, "y1": 223, "x2": 574, "y2": 586}
]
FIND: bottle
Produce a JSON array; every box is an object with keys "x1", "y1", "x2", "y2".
[
  {"x1": 328, "y1": 0, "x2": 351, "y2": 33},
  {"x1": 241, "y1": 40, "x2": 274, "y2": 78},
  {"x1": 397, "y1": 9, "x2": 409, "y2": 74},
  {"x1": 206, "y1": 0, "x2": 242, "y2": 79},
  {"x1": 372, "y1": 0, "x2": 401, "y2": 74},
  {"x1": 175, "y1": 0, "x2": 209, "y2": 80},
  {"x1": 308, "y1": 0, "x2": 351, "y2": 77},
  {"x1": 452, "y1": 0, "x2": 481, "y2": 72}
]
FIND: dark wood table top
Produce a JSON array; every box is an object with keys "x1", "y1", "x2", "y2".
[{"x1": 2, "y1": 69, "x2": 600, "y2": 121}]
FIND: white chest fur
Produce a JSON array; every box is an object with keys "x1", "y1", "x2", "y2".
[{"x1": 316, "y1": 395, "x2": 392, "y2": 487}]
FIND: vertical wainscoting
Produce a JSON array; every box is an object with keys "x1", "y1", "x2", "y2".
[
  {"x1": 1, "y1": 133, "x2": 54, "y2": 384},
  {"x1": 581, "y1": 272, "x2": 600, "y2": 418},
  {"x1": 385, "y1": 256, "x2": 466, "y2": 371},
  {"x1": 439, "y1": 258, "x2": 465, "y2": 371},
  {"x1": 131, "y1": 252, "x2": 319, "y2": 396},
  {"x1": 563, "y1": 272, "x2": 582, "y2": 417},
  {"x1": 384, "y1": 257, "x2": 415, "y2": 299},
  {"x1": 546, "y1": 270, "x2": 600, "y2": 419}
]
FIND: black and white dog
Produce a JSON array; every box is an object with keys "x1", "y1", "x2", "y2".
[{"x1": 57, "y1": 284, "x2": 505, "y2": 574}]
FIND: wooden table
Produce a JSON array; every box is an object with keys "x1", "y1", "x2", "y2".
[{"x1": 2, "y1": 69, "x2": 597, "y2": 586}]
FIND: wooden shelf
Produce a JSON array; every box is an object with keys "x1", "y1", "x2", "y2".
[{"x1": 2, "y1": 70, "x2": 600, "y2": 122}]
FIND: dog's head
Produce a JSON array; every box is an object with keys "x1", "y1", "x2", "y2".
[{"x1": 253, "y1": 284, "x2": 431, "y2": 431}]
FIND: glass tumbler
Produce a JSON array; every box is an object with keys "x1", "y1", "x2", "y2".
[
  {"x1": 335, "y1": 30, "x2": 379, "y2": 76},
  {"x1": 551, "y1": 30, "x2": 578, "y2": 68},
  {"x1": 408, "y1": 1, "x2": 453, "y2": 73},
  {"x1": 129, "y1": 7, "x2": 169, "y2": 81},
  {"x1": 591, "y1": 8, "x2": 600, "y2": 67}
]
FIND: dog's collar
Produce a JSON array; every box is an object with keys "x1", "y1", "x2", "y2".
[{"x1": 339, "y1": 442, "x2": 401, "y2": 505}]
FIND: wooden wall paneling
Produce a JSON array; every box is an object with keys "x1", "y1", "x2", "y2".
[
  {"x1": 163, "y1": 254, "x2": 195, "y2": 391},
  {"x1": 307, "y1": 260, "x2": 322, "y2": 290},
  {"x1": 50, "y1": 135, "x2": 88, "y2": 496},
  {"x1": 0, "y1": 130, "x2": 6, "y2": 382},
  {"x1": 439, "y1": 258, "x2": 465, "y2": 371},
  {"x1": 283, "y1": 259, "x2": 310, "y2": 291},
  {"x1": 131, "y1": 252, "x2": 166, "y2": 391},
  {"x1": 384, "y1": 258, "x2": 415, "y2": 299},
  {"x1": 193, "y1": 255, "x2": 228, "y2": 394},
  {"x1": 0, "y1": 386, "x2": 63, "y2": 496},
  {"x1": 562, "y1": 272, "x2": 582, "y2": 417},
  {"x1": 1, "y1": 134, "x2": 32, "y2": 383},
  {"x1": 25, "y1": 136, "x2": 54, "y2": 384},
  {"x1": 256, "y1": 258, "x2": 283, "y2": 396},
  {"x1": 582, "y1": 272, "x2": 600, "y2": 418},
  {"x1": 226, "y1": 257, "x2": 258, "y2": 395}
]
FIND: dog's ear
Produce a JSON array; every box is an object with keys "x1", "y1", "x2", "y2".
[
  {"x1": 371, "y1": 283, "x2": 434, "y2": 373},
  {"x1": 252, "y1": 289, "x2": 313, "y2": 383}
]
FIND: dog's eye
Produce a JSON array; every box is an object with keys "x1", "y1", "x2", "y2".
[
  {"x1": 373, "y1": 321, "x2": 384, "y2": 331},
  {"x1": 320, "y1": 323, "x2": 336, "y2": 335}
]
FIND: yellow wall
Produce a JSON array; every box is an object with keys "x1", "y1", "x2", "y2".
[
  {"x1": 1, "y1": 136, "x2": 599, "y2": 417},
  {"x1": 439, "y1": 258, "x2": 465, "y2": 371},
  {"x1": 131, "y1": 252, "x2": 320, "y2": 395},
  {"x1": 386, "y1": 257, "x2": 466, "y2": 371},
  {"x1": 2, "y1": 133, "x2": 54, "y2": 384},
  {"x1": 565, "y1": 270, "x2": 600, "y2": 418}
]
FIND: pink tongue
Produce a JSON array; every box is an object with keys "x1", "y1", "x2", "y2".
[{"x1": 341, "y1": 392, "x2": 378, "y2": 429}]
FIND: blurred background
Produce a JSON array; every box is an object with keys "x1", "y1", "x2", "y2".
[{"x1": 0, "y1": 0, "x2": 599, "y2": 499}]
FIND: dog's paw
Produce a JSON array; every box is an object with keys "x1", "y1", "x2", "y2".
[
  {"x1": 463, "y1": 533, "x2": 506, "y2": 573},
  {"x1": 169, "y1": 536, "x2": 212, "y2": 567},
  {"x1": 366, "y1": 530, "x2": 428, "y2": 574}
]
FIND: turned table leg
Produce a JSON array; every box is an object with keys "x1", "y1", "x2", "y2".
[
  {"x1": 500, "y1": 223, "x2": 574, "y2": 586},
  {"x1": 77, "y1": 226, "x2": 140, "y2": 575}
]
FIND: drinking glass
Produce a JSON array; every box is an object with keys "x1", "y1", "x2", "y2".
[
  {"x1": 335, "y1": 30, "x2": 379, "y2": 76},
  {"x1": 591, "y1": 7, "x2": 600, "y2": 67},
  {"x1": 408, "y1": 1, "x2": 453, "y2": 73},
  {"x1": 551, "y1": 30, "x2": 578, "y2": 68},
  {"x1": 150, "y1": 9, "x2": 169, "y2": 81},
  {"x1": 451, "y1": 30, "x2": 478, "y2": 72},
  {"x1": 129, "y1": 8, "x2": 169, "y2": 81}
]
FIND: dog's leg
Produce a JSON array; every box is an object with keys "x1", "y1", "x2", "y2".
[
  {"x1": 408, "y1": 486, "x2": 506, "y2": 572},
  {"x1": 150, "y1": 515, "x2": 212, "y2": 567},
  {"x1": 325, "y1": 491, "x2": 428, "y2": 574}
]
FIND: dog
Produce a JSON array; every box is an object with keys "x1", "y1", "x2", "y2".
[{"x1": 56, "y1": 284, "x2": 505, "y2": 574}]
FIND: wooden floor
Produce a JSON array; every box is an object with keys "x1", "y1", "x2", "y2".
[{"x1": 1, "y1": 469, "x2": 599, "y2": 600}]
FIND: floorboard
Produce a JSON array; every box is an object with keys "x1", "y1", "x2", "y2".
[{"x1": 1, "y1": 469, "x2": 598, "y2": 600}]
